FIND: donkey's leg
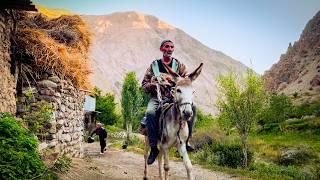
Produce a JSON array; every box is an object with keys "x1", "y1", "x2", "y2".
[
  {"x1": 144, "y1": 136, "x2": 149, "y2": 180},
  {"x1": 177, "y1": 143, "x2": 193, "y2": 180},
  {"x1": 158, "y1": 149, "x2": 164, "y2": 180},
  {"x1": 163, "y1": 148, "x2": 170, "y2": 180}
]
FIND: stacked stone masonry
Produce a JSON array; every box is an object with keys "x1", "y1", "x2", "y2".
[
  {"x1": 18, "y1": 76, "x2": 86, "y2": 157},
  {"x1": 1, "y1": 10, "x2": 86, "y2": 158},
  {"x1": 0, "y1": 10, "x2": 16, "y2": 115}
]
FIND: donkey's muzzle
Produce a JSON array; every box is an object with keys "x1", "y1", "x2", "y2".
[{"x1": 182, "y1": 110, "x2": 193, "y2": 121}]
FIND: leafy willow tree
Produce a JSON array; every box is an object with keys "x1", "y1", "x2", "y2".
[
  {"x1": 216, "y1": 69, "x2": 267, "y2": 167},
  {"x1": 121, "y1": 72, "x2": 142, "y2": 141},
  {"x1": 260, "y1": 93, "x2": 293, "y2": 125},
  {"x1": 92, "y1": 87, "x2": 118, "y2": 125}
]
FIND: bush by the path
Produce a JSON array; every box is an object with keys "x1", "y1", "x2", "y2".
[
  {"x1": 193, "y1": 143, "x2": 254, "y2": 168},
  {"x1": 0, "y1": 113, "x2": 49, "y2": 179}
]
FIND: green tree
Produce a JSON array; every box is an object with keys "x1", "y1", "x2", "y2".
[
  {"x1": 92, "y1": 86, "x2": 102, "y2": 97},
  {"x1": 93, "y1": 87, "x2": 118, "y2": 125},
  {"x1": 260, "y1": 93, "x2": 293, "y2": 124},
  {"x1": 121, "y1": 72, "x2": 142, "y2": 141},
  {"x1": 217, "y1": 69, "x2": 267, "y2": 167}
]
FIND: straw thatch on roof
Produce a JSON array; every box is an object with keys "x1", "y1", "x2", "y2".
[{"x1": 14, "y1": 12, "x2": 91, "y2": 89}]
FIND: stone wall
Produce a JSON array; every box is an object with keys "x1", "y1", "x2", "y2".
[
  {"x1": 17, "y1": 75, "x2": 86, "y2": 157},
  {"x1": 0, "y1": 10, "x2": 16, "y2": 114}
]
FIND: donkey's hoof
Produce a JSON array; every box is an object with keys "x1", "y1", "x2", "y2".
[{"x1": 143, "y1": 177, "x2": 147, "y2": 180}]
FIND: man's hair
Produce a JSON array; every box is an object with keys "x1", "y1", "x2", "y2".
[
  {"x1": 97, "y1": 123, "x2": 102, "y2": 127},
  {"x1": 160, "y1": 39, "x2": 173, "y2": 48}
]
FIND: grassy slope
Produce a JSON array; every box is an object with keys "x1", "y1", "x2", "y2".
[
  {"x1": 189, "y1": 117, "x2": 320, "y2": 179},
  {"x1": 249, "y1": 118, "x2": 320, "y2": 164}
]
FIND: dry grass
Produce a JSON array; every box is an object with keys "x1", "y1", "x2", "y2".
[{"x1": 15, "y1": 12, "x2": 92, "y2": 89}]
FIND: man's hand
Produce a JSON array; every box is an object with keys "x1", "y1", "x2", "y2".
[
  {"x1": 150, "y1": 76, "x2": 158, "y2": 89},
  {"x1": 160, "y1": 73, "x2": 175, "y2": 87}
]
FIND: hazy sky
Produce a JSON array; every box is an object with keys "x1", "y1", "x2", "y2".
[{"x1": 34, "y1": 0, "x2": 320, "y2": 74}]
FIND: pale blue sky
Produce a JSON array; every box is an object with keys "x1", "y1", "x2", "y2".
[{"x1": 34, "y1": 0, "x2": 320, "y2": 74}]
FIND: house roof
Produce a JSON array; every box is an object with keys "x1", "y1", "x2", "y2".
[{"x1": 0, "y1": 0, "x2": 37, "y2": 11}]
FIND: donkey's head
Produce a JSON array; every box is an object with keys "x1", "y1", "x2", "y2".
[{"x1": 163, "y1": 63, "x2": 203, "y2": 121}]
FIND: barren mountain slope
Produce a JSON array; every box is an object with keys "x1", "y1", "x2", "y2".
[
  {"x1": 82, "y1": 12, "x2": 249, "y2": 114},
  {"x1": 263, "y1": 11, "x2": 320, "y2": 104}
]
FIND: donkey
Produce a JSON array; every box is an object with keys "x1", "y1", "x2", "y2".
[{"x1": 143, "y1": 63, "x2": 203, "y2": 180}]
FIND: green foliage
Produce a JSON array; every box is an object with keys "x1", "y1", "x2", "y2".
[
  {"x1": 92, "y1": 86, "x2": 102, "y2": 97},
  {"x1": 193, "y1": 143, "x2": 254, "y2": 168},
  {"x1": 140, "y1": 87, "x2": 151, "y2": 107},
  {"x1": 133, "y1": 106, "x2": 147, "y2": 131},
  {"x1": 216, "y1": 69, "x2": 267, "y2": 167},
  {"x1": 217, "y1": 70, "x2": 267, "y2": 133},
  {"x1": 259, "y1": 116, "x2": 320, "y2": 133},
  {"x1": 249, "y1": 162, "x2": 313, "y2": 179},
  {"x1": 0, "y1": 113, "x2": 48, "y2": 179},
  {"x1": 51, "y1": 155, "x2": 72, "y2": 173},
  {"x1": 121, "y1": 72, "x2": 143, "y2": 132},
  {"x1": 278, "y1": 146, "x2": 317, "y2": 166},
  {"x1": 130, "y1": 88, "x2": 151, "y2": 131},
  {"x1": 24, "y1": 88, "x2": 34, "y2": 100},
  {"x1": 290, "y1": 101, "x2": 320, "y2": 118},
  {"x1": 192, "y1": 123, "x2": 227, "y2": 150},
  {"x1": 194, "y1": 107, "x2": 215, "y2": 128},
  {"x1": 22, "y1": 100, "x2": 53, "y2": 139},
  {"x1": 260, "y1": 93, "x2": 293, "y2": 124},
  {"x1": 93, "y1": 88, "x2": 119, "y2": 125},
  {"x1": 105, "y1": 125, "x2": 123, "y2": 133}
]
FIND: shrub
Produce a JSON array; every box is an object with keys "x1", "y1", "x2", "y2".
[
  {"x1": 106, "y1": 125, "x2": 122, "y2": 133},
  {"x1": 192, "y1": 125, "x2": 226, "y2": 150},
  {"x1": 260, "y1": 94, "x2": 293, "y2": 124},
  {"x1": 23, "y1": 100, "x2": 53, "y2": 139},
  {"x1": 51, "y1": 155, "x2": 72, "y2": 173},
  {"x1": 194, "y1": 108, "x2": 215, "y2": 128},
  {"x1": 193, "y1": 143, "x2": 254, "y2": 168},
  {"x1": 290, "y1": 101, "x2": 320, "y2": 118},
  {"x1": 0, "y1": 113, "x2": 48, "y2": 179},
  {"x1": 278, "y1": 146, "x2": 316, "y2": 166}
]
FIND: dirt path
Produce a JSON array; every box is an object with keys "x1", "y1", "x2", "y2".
[{"x1": 60, "y1": 142, "x2": 238, "y2": 180}]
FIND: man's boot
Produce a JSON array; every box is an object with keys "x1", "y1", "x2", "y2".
[
  {"x1": 186, "y1": 139, "x2": 195, "y2": 152},
  {"x1": 146, "y1": 112, "x2": 159, "y2": 165},
  {"x1": 139, "y1": 116, "x2": 147, "y2": 135},
  {"x1": 147, "y1": 146, "x2": 159, "y2": 165}
]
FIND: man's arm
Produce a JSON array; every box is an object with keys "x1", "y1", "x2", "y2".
[
  {"x1": 90, "y1": 129, "x2": 96, "y2": 137},
  {"x1": 141, "y1": 65, "x2": 157, "y2": 94}
]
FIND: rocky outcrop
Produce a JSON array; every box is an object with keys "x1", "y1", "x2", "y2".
[
  {"x1": 0, "y1": 10, "x2": 16, "y2": 115},
  {"x1": 310, "y1": 75, "x2": 320, "y2": 87},
  {"x1": 17, "y1": 75, "x2": 86, "y2": 157},
  {"x1": 263, "y1": 11, "x2": 320, "y2": 103}
]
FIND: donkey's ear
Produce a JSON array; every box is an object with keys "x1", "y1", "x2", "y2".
[
  {"x1": 163, "y1": 62, "x2": 180, "y2": 78},
  {"x1": 188, "y1": 63, "x2": 203, "y2": 81}
]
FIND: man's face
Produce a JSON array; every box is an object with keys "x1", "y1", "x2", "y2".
[{"x1": 160, "y1": 42, "x2": 174, "y2": 58}]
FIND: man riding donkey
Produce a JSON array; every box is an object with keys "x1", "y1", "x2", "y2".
[{"x1": 140, "y1": 39, "x2": 196, "y2": 165}]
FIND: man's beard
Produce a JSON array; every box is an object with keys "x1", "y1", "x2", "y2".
[{"x1": 163, "y1": 52, "x2": 173, "y2": 57}]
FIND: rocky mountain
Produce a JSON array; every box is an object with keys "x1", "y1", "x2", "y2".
[
  {"x1": 82, "y1": 12, "x2": 249, "y2": 114},
  {"x1": 263, "y1": 11, "x2": 320, "y2": 104}
]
